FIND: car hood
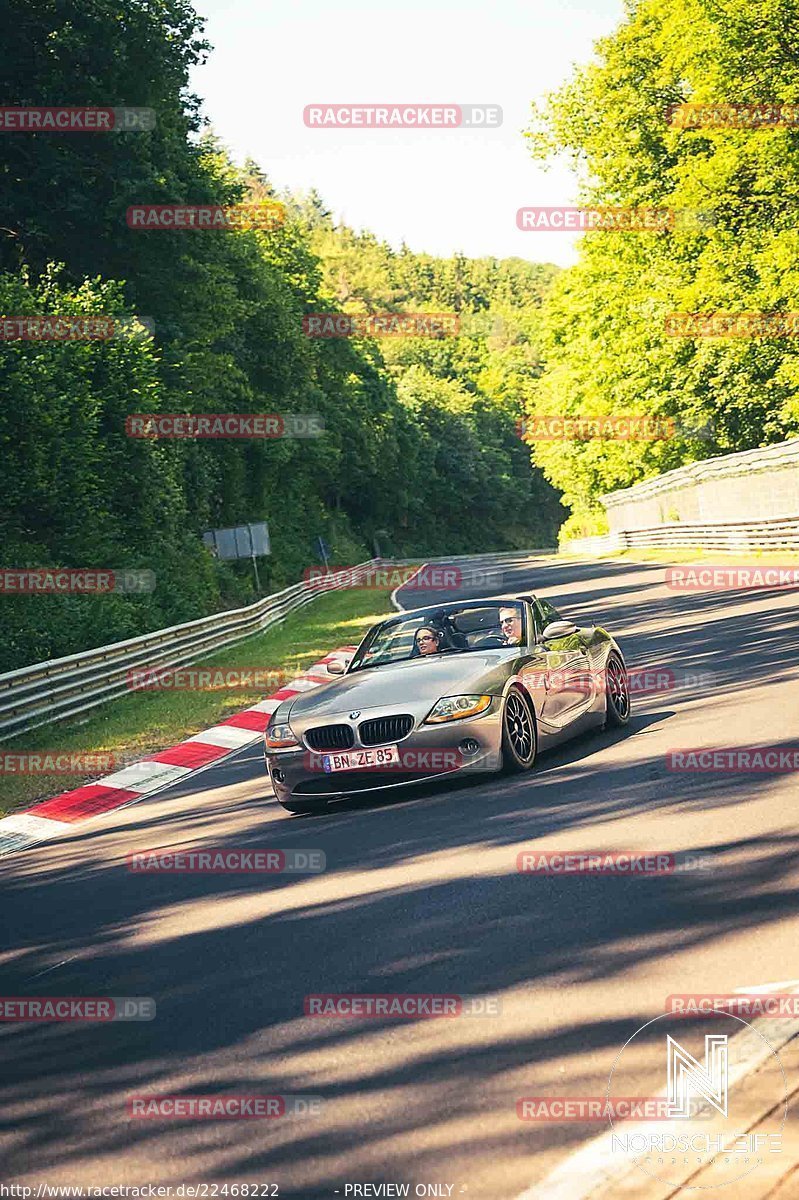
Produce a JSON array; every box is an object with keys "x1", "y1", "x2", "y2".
[{"x1": 287, "y1": 650, "x2": 519, "y2": 719}]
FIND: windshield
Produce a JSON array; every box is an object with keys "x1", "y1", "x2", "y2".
[{"x1": 348, "y1": 601, "x2": 527, "y2": 672}]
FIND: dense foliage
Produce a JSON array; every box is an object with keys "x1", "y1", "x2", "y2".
[
  {"x1": 0, "y1": 0, "x2": 563, "y2": 671},
  {"x1": 300, "y1": 220, "x2": 565, "y2": 552},
  {"x1": 526, "y1": 0, "x2": 799, "y2": 537}
]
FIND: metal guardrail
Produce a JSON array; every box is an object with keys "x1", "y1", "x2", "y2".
[
  {"x1": 560, "y1": 533, "x2": 626, "y2": 556},
  {"x1": 561, "y1": 515, "x2": 799, "y2": 557},
  {"x1": 0, "y1": 561, "x2": 377, "y2": 743},
  {"x1": 0, "y1": 548, "x2": 577, "y2": 742},
  {"x1": 387, "y1": 549, "x2": 556, "y2": 567}
]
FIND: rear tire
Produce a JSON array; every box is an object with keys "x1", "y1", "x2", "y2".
[
  {"x1": 501, "y1": 687, "x2": 537, "y2": 772},
  {"x1": 604, "y1": 652, "x2": 630, "y2": 727}
]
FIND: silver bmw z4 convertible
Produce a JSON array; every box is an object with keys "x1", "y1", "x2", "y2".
[{"x1": 264, "y1": 593, "x2": 630, "y2": 814}]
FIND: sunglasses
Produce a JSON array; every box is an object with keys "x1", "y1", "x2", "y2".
[
  {"x1": 499, "y1": 615, "x2": 518, "y2": 625},
  {"x1": 417, "y1": 634, "x2": 436, "y2": 642}
]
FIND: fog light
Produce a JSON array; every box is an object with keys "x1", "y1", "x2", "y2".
[
  {"x1": 459, "y1": 738, "x2": 480, "y2": 756},
  {"x1": 272, "y1": 767, "x2": 286, "y2": 783}
]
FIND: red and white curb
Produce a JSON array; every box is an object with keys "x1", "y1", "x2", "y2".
[{"x1": 0, "y1": 646, "x2": 356, "y2": 859}]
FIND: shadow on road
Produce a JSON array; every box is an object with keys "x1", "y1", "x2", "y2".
[{"x1": 1, "y1": 554, "x2": 798, "y2": 1193}]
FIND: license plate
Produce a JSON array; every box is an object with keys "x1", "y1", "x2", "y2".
[{"x1": 322, "y1": 745, "x2": 400, "y2": 773}]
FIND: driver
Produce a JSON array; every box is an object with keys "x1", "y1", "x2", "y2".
[
  {"x1": 498, "y1": 606, "x2": 523, "y2": 646},
  {"x1": 415, "y1": 626, "x2": 442, "y2": 656}
]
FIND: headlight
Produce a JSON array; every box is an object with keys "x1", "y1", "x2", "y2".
[
  {"x1": 265, "y1": 722, "x2": 300, "y2": 750},
  {"x1": 424, "y1": 695, "x2": 492, "y2": 723}
]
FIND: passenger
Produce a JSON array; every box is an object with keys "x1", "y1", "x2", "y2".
[
  {"x1": 498, "y1": 606, "x2": 523, "y2": 646},
  {"x1": 415, "y1": 626, "x2": 443, "y2": 656}
]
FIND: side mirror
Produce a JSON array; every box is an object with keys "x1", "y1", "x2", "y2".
[
  {"x1": 542, "y1": 620, "x2": 579, "y2": 641},
  {"x1": 326, "y1": 658, "x2": 349, "y2": 675}
]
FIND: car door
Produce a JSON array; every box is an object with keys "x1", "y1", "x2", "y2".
[{"x1": 532, "y1": 598, "x2": 595, "y2": 724}]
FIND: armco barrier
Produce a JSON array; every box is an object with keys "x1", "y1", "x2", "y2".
[
  {"x1": 0, "y1": 549, "x2": 559, "y2": 743},
  {"x1": 0, "y1": 561, "x2": 378, "y2": 743},
  {"x1": 562, "y1": 516, "x2": 799, "y2": 557},
  {"x1": 560, "y1": 533, "x2": 625, "y2": 557},
  {"x1": 387, "y1": 549, "x2": 555, "y2": 567}
]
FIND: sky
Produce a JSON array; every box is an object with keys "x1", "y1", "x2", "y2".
[{"x1": 190, "y1": 0, "x2": 624, "y2": 267}]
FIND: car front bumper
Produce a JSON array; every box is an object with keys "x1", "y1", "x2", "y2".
[{"x1": 264, "y1": 703, "x2": 504, "y2": 805}]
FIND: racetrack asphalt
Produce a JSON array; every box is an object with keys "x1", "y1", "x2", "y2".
[{"x1": 2, "y1": 553, "x2": 798, "y2": 1198}]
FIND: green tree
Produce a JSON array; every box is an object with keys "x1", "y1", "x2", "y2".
[{"x1": 525, "y1": 0, "x2": 799, "y2": 530}]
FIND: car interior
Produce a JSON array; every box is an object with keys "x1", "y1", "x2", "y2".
[{"x1": 355, "y1": 603, "x2": 527, "y2": 667}]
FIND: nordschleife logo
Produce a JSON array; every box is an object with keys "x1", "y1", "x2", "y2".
[
  {"x1": 605, "y1": 1011, "x2": 787, "y2": 1189},
  {"x1": 666, "y1": 1033, "x2": 728, "y2": 1118}
]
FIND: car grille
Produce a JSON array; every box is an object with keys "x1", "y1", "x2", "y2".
[
  {"x1": 359, "y1": 715, "x2": 414, "y2": 746},
  {"x1": 305, "y1": 724, "x2": 355, "y2": 751}
]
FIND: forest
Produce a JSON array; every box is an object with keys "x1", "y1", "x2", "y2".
[
  {"x1": 525, "y1": 0, "x2": 799, "y2": 537},
  {"x1": 0, "y1": 1, "x2": 562, "y2": 671}
]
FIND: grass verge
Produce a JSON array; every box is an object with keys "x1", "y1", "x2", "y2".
[{"x1": 0, "y1": 584, "x2": 397, "y2": 818}]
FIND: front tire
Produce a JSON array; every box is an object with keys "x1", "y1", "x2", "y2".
[
  {"x1": 604, "y1": 652, "x2": 630, "y2": 727},
  {"x1": 501, "y1": 687, "x2": 537, "y2": 772}
]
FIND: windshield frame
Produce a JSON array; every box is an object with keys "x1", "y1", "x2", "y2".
[{"x1": 347, "y1": 599, "x2": 528, "y2": 673}]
